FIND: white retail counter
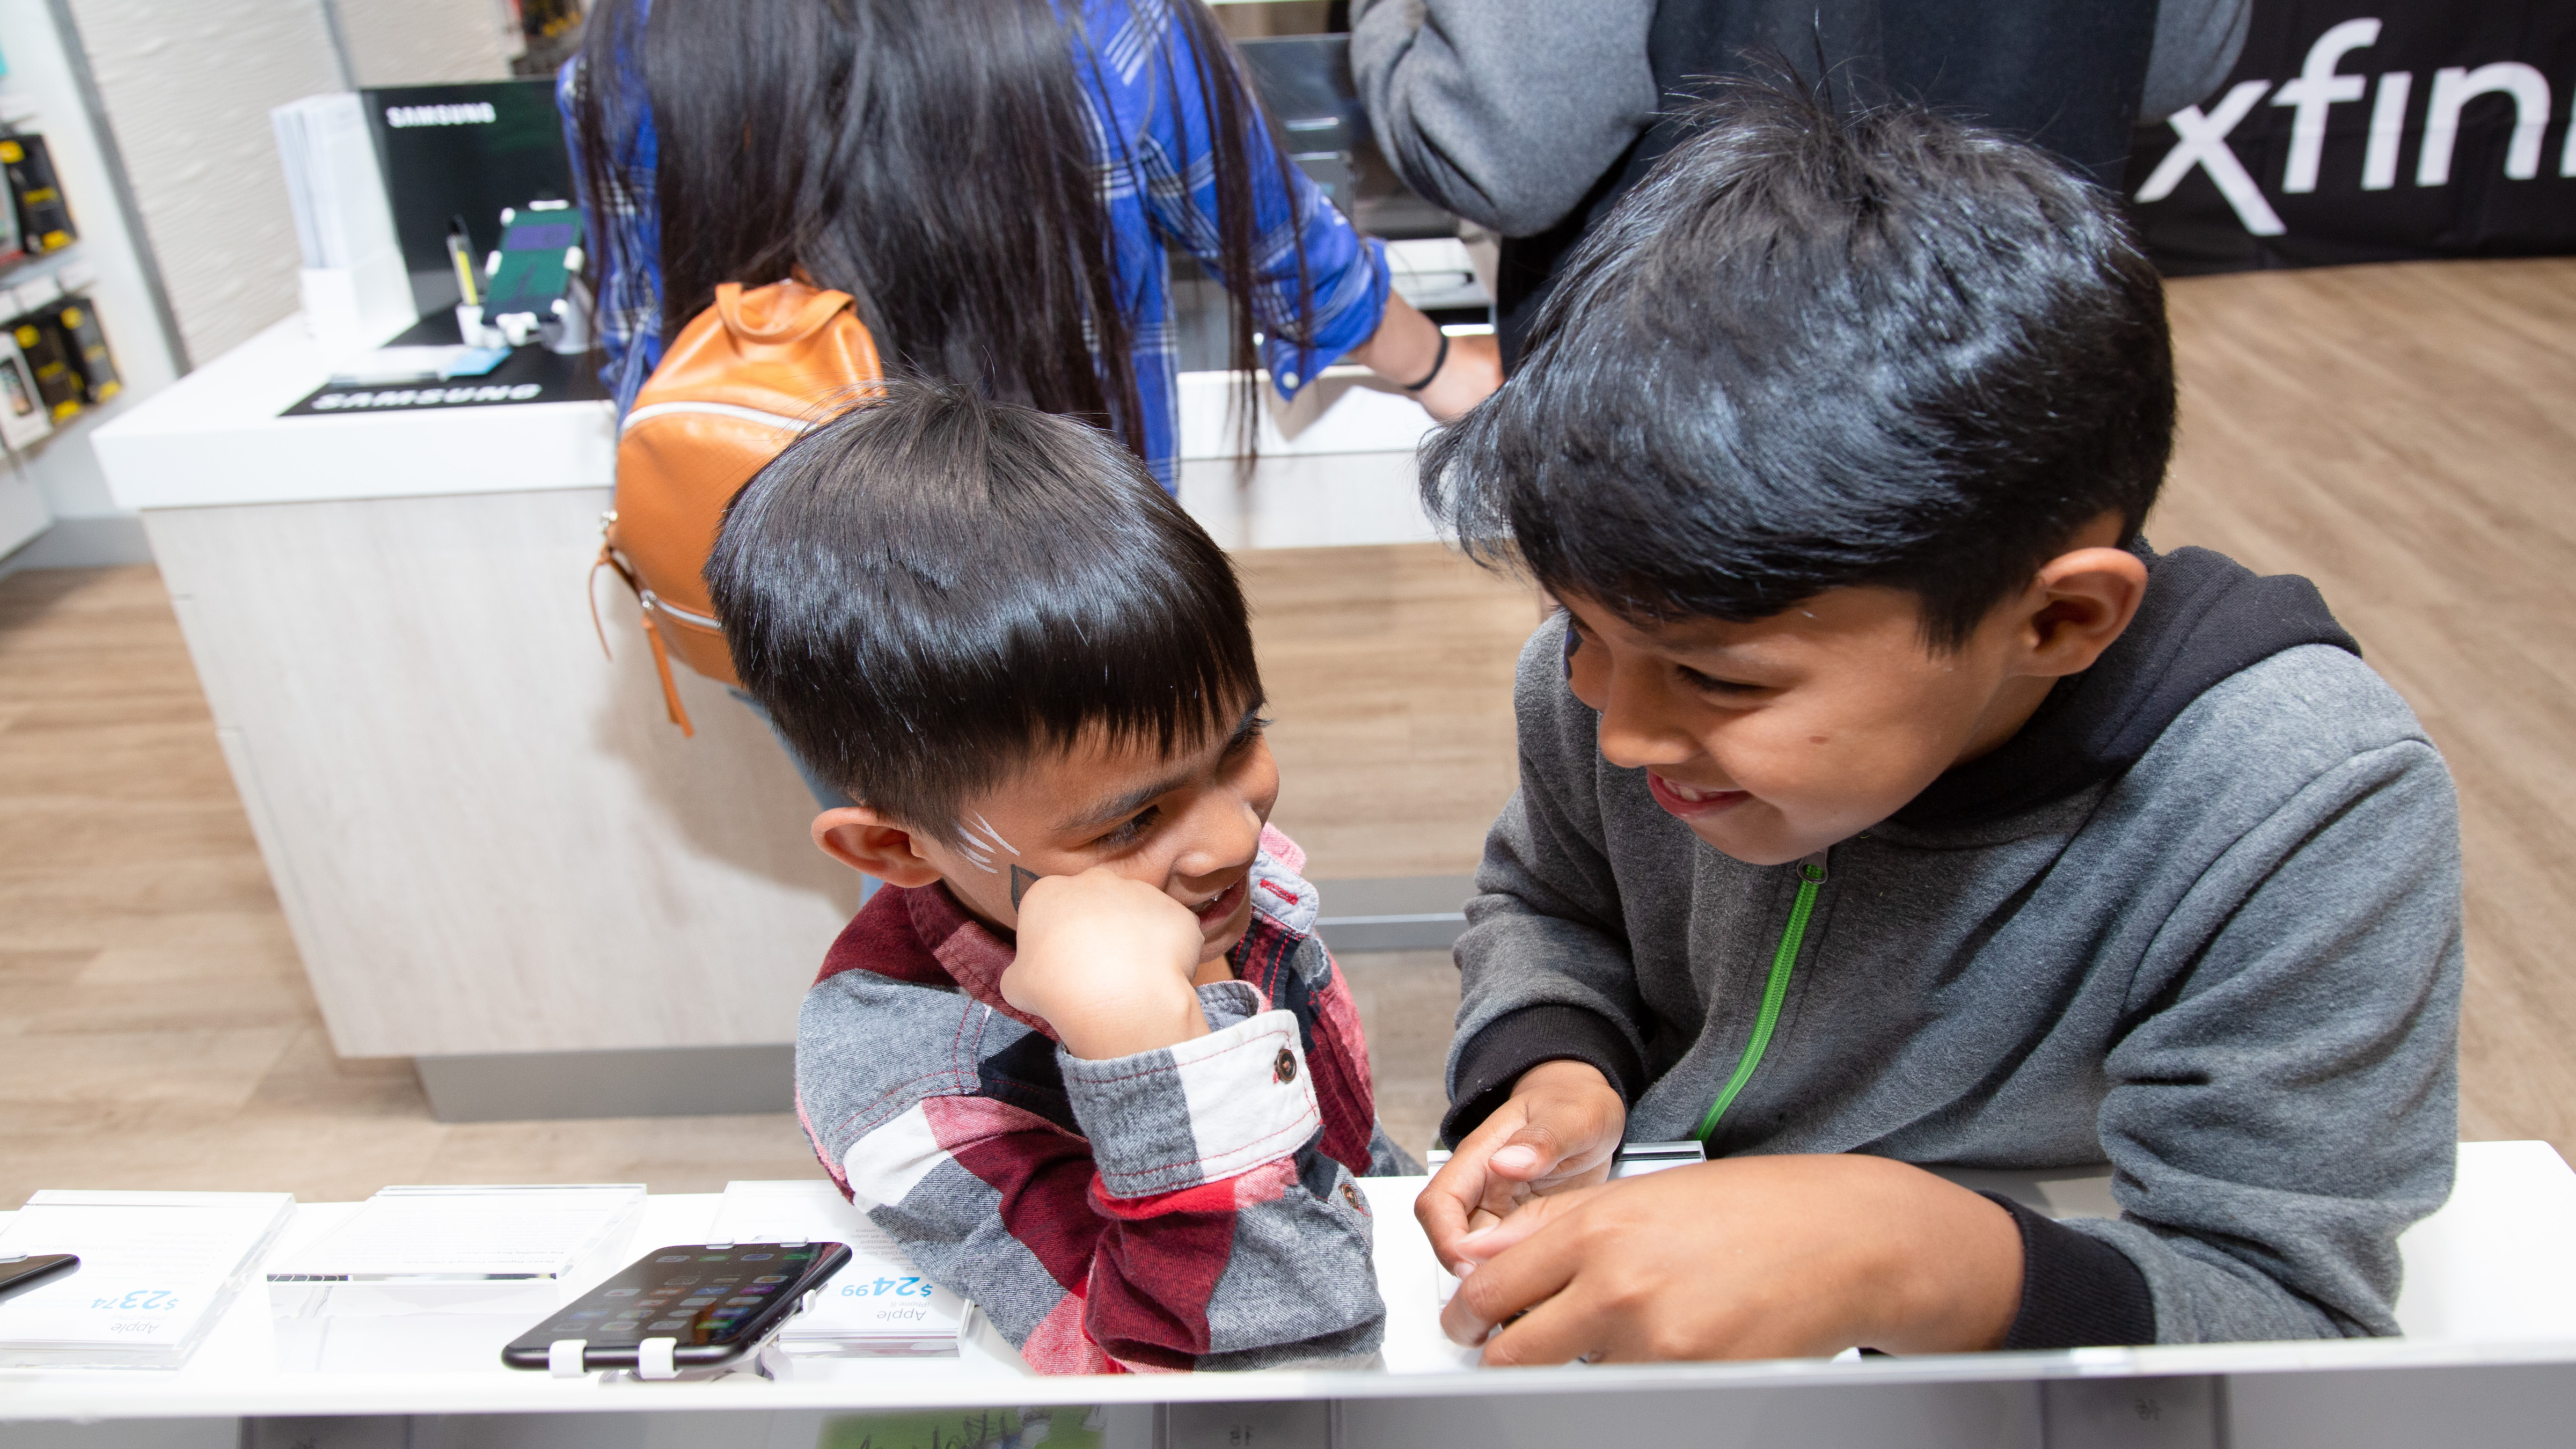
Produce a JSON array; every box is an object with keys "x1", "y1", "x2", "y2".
[
  {"x1": 4, "y1": 1147, "x2": 2576, "y2": 1447},
  {"x1": 89, "y1": 320, "x2": 1449, "y2": 1119}
]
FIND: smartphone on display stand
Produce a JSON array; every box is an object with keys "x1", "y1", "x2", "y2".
[
  {"x1": 0, "y1": 1253, "x2": 78, "y2": 1304},
  {"x1": 501, "y1": 1241, "x2": 853, "y2": 1378}
]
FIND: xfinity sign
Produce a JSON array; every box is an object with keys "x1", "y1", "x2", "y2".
[{"x1": 2131, "y1": 8, "x2": 2576, "y2": 257}]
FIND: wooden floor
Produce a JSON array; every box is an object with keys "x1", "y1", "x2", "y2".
[
  {"x1": 2, "y1": 255, "x2": 2571, "y2": 1204},
  {"x1": 2151, "y1": 257, "x2": 2576, "y2": 1153}
]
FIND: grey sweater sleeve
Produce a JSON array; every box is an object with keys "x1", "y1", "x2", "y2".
[
  {"x1": 2141, "y1": 0, "x2": 2253, "y2": 119},
  {"x1": 2073, "y1": 723, "x2": 2463, "y2": 1342},
  {"x1": 1349, "y1": 0, "x2": 1661, "y2": 236}
]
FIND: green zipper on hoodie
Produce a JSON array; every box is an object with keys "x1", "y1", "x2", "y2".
[{"x1": 1694, "y1": 849, "x2": 1828, "y2": 1143}]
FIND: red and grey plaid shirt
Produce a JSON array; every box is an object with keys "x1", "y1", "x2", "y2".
[{"x1": 795, "y1": 826, "x2": 1413, "y2": 1373}]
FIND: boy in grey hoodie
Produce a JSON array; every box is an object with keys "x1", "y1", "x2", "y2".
[{"x1": 1415, "y1": 80, "x2": 2461, "y2": 1364}]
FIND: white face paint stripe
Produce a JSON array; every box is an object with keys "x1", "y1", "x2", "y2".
[{"x1": 970, "y1": 813, "x2": 1021, "y2": 856}]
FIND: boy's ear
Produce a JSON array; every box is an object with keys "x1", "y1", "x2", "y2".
[
  {"x1": 2017, "y1": 543, "x2": 2150, "y2": 679},
  {"x1": 811, "y1": 806, "x2": 945, "y2": 889}
]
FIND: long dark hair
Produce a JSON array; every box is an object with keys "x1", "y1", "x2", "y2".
[{"x1": 571, "y1": 0, "x2": 1307, "y2": 460}]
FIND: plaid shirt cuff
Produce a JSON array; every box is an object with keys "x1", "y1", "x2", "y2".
[{"x1": 1060, "y1": 981, "x2": 1322, "y2": 1199}]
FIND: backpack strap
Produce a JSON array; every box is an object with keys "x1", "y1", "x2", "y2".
[
  {"x1": 590, "y1": 537, "x2": 697, "y2": 737},
  {"x1": 714, "y1": 280, "x2": 858, "y2": 346}
]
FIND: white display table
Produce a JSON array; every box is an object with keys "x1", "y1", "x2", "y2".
[
  {"x1": 85, "y1": 321, "x2": 1447, "y2": 1119},
  {"x1": 3, "y1": 1144, "x2": 2574, "y2": 1447}
]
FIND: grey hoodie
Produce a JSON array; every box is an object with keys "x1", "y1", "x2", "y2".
[
  {"x1": 1352, "y1": 0, "x2": 2253, "y2": 238},
  {"x1": 1447, "y1": 560, "x2": 2462, "y2": 1344}
]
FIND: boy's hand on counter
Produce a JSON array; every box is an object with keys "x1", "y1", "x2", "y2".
[
  {"x1": 1003, "y1": 868, "x2": 1209, "y2": 1061},
  {"x1": 1438, "y1": 1154, "x2": 2025, "y2": 1364},
  {"x1": 1417, "y1": 1059, "x2": 1626, "y2": 1273}
]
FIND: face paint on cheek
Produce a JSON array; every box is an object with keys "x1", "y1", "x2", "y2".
[
  {"x1": 952, "y1": 814, "x2": 1021, "y2": 875},
  {"x1": 968, "y1": 813, "x2": 1020, "y2": 856},
  {"x1": 1011, "y1": 865, "x2": 1041, "y2": 911}
]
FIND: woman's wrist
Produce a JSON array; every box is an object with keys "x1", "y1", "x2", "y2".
[{"x1": 1351, "y1": 294, "x2": 1444, "y2": 386}]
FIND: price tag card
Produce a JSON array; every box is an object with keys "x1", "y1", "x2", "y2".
[
  {"x1": 0, "y1": 1190, "x2": 296, "y2": 1366},
  {"x1": 710, "y1": 1181, "x2": 964, "y2": 1350}
]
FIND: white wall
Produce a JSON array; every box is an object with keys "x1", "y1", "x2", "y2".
[
  {"x1": 0, "y1": 0, "x2": 517, "y2": 559},
  {"x1": 60, "y1": 0, "x2": 344, "y2": 369},
  {"x1": 332, "y1": 0, "x2": 513, "y2": 89},
  {"x1": 60, "y1": 0, "x2": 519, "y2": 372}
]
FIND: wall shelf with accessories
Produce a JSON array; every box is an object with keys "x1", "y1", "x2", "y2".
[
  {"x1": 0, "y1": 0, "x2": 187, "y2": 566},
  {"x1": 0, "y1": 85, "x2": 135, "y2": 561}
]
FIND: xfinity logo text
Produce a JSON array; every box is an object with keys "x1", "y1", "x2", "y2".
[
  {"x1": 384, "y1": 102, "x2": 497, "y2": 129},
  {"x1": 2135, "y1": 16, "x2": 2571, "y2": 236}
]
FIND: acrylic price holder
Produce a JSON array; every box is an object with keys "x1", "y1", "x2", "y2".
[
  {"x1": 0, "y1": 1189, "x2": 297, "y2": 1369},
  {"x1": 264, "y1": 1183, "x2": 645, "y2": 1372}
]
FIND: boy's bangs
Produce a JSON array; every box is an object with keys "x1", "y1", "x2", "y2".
[{"x1": 709, "y1": 379, "x2": 1263, "y2": 844}]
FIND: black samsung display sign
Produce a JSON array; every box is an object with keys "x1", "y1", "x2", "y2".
[
  {"x1": 2124, "y1": 3, "x2": 2576, "y2": 274},
  {"x1": 361, "y1": 79, "x2": 576, "y2": 315}
]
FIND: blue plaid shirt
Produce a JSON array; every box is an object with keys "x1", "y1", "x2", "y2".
[{"x1": 560, "y1": 0, "x2": 1391, "y2": 492}]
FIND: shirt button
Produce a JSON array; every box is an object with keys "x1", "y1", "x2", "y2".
[
  {"x1": 1273, "y1": 1047, "x2": 1298, "y2": 1084},
  {"x1": 1280, "y1": 370, "x2": 1299, "y2": 390},
  {"x1": 1340, "y1": 1182, "x2": 1364, "y2": 1210}
]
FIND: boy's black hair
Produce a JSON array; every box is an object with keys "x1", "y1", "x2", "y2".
[
  {"x1": 1424, "y1": 77, "x2": 2175, "y2": 648},
  {"x1": 707, "y1": 380, "x2": 1262, "y2": 844}
]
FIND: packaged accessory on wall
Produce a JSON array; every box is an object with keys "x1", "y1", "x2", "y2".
[
  {"x1": 0, "y1": 160, "x2": 24, "y2": 269},
  {"x1": 0, "y1": 328, "x2": 54, "y2": 449},
  {"x1": 49, "y1": 298, "x2": 118, "y2": 405},
  {"x1": 0, "y1": 135, "x2": 75, "y2": 253},
  {"x1": 12, "y1": 314, "x2": 79, "y2": 421}
]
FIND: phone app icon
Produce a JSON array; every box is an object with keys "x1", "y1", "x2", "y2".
[
  {"x1": 740, "y1": 1253, "x2": 773, "y2": 1261},
  {"x1": 648, "y1": 1319, "x2": 689, "y2": 1330},
  {"x1": 753, "y1": 1275, "x2": 788, "y2": 1284},
  {"x1": 603, "y1": 1289, "x2": 639, "y2": 1298},
  {"x1": 679, "y1": 1297, "x2": 716, "y2": 1307},
  {"x1": 656, "y1": 1255, "x2": 688, "y2": 1263}
]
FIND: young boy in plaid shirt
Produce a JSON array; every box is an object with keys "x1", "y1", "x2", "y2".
[{"x1": 709, "y1": 380, "x2": 1415, "y2": 1374}]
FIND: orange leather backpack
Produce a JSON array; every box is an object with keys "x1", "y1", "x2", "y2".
[{"x1": 592, "y1": 279, "x2": 883, "y2": 734}]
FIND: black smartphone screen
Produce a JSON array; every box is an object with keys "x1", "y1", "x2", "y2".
[
  {"x1": 501, "y1": 1242, "x2": 852, "y2": 1371},
  {"x1": 0, "y1": 1253, "x2": 77, "y2": 1304}
]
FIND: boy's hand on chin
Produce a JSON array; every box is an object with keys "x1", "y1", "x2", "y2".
[
  {"x1": 1439, "y1": 1155, "x2": 2024, "y2": 1365},
  {"x1": 1003, "y1": 868, "x2": 1210, "y2": 1060},
  {"x1": 1418, "y1": 1060, "x2": 1626, "y2": 1272}
]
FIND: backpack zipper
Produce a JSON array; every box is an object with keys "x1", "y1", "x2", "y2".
[
  {"x1": 637, "y1": 587, "x2": 721, "y2": 632},
  {"x1": 619, "y1": 399, "x2": 815, "y2": 437},
  {"x1": 1693, "y1": 848, "x2": 1828, "y2": 1143}
]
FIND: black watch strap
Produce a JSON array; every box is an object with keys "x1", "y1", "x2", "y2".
[{"x1": 1400, "y1": 330, "x2": 1450, "y2": 392}]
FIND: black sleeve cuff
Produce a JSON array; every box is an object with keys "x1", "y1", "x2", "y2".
[
  {"x1": 1439, "y1": 1002, "x2": 1645, "y2": 1147},
  {"x1": 1982, "y1": 1192, "x2": 2158, "y2": 1350}
]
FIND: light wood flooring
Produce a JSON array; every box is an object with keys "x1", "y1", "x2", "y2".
[{"x1": 3, "y1": 255, "x2": 2572, "y2": 1204}]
